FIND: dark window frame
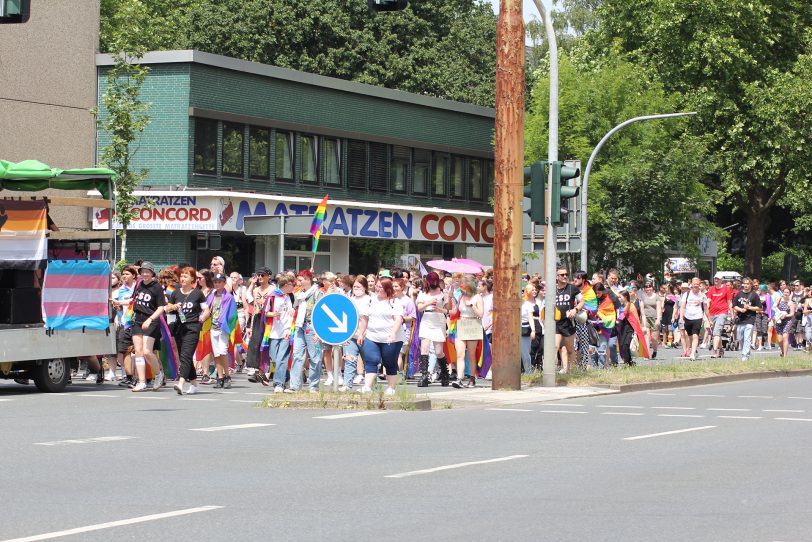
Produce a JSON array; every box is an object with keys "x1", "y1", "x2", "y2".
[
  {"x1": 432, "y1": 151, "x2": 449, "y2": 198},
  {"x1": 390, "y1": 145, "x2": 410, "y2": 194},
  {"x1": 468, "y1": 158, "x2": 484, "y2": 201},
  {"x1": 248, "y1": 126, "x2": 270, "y2": 180},
  {"x1": 298, "y1": 133, "x2": 319, "y2": 185},
  {"x1": 221, "y1": 122, "x2": 245, "y2": 178},
  {"x1": 450, "y1": 155, "x2": 465, "y2": 199},
  {"x1": 193, "y1": 118, "x2": 218, "y2": 175},
  {"x1": 274, "y1": 130, "x2": 295, "y2": 183},
  {"x1": 322, "y1": 137, "x2": 342, "y2": 186}
]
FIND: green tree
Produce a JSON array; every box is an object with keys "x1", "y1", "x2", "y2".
[
  {"x1": 94, "y1": 0, "x2": 152, "y2": 262},
  {"x1": 592, "y1": 0, "x2": 812, "y2": 277},
  {"x1": 526, "y1": 53, "x2": 720, "y2": 273}
]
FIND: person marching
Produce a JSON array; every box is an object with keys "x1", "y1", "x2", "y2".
[
  {"x1": 200, "y1": 273, "x2": 243, "y2": 388},
  {"x1": 355, "y1": 278, "x2": 404, "y2": 395},
  {"x1": 263, "y1": 276, "x2": 295, "y2": 392},
  {"x1": 167, "y1": 266, "x2": 210, "y2": 395},
  {"x1": 245, "y1": 267, "x2": 273, "y2": 383},
  {"x1": 553, "y1": 266, "x2": 584, "y2": 374},
  {"x1": 290, "y1": 270, "x2": 324, "y2": 393},
  {"x1": 130, "y1": 262, "x2": 166, "y2": 392},
  {"x1": 415, "y1": 272, "x2": 451, "y2": 387},
  {"x1": 451, "y1": 276, "x2": 484, "y2": 388}
]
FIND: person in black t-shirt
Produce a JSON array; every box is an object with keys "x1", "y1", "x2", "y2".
[
  {"x1": 553, "y1": 266, "x2": 584, "y2": 374},
  {"x1": 130, "y1": 262, "x2": 167, "y2": 392},
  {"x1": 732, "y1": 277, "x2": 762, "y2": 361},
  {"x1": 167, "y1": 266, "x2": 210, "y2": 395}
]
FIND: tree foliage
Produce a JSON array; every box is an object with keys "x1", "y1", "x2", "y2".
[{"x1": 100, "y1": 0, "x2": 498, "y2": 107}]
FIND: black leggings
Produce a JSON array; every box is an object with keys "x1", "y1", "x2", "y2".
[
  {"x1": 174, "y1": 323, "x2": 201, "y2": 381},
  {"x1": 617, "y1": 322, "x2": 634, "y2": 364},
  {"x1": 245, "y1": 315, "x2": 263, "y2": 369}
]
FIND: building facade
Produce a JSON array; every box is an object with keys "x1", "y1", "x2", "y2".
[{"x1": 96, "y1": 50, "x2": 496, "y2": 275}]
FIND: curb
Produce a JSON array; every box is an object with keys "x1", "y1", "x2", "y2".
[{"x1": 599, "y1": 369, "x2": 812, "y2": 393}]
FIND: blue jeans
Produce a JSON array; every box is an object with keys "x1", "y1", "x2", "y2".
[
  {"x1": 269, "y1": 338, "x2": 291, "y2": 388},
  {"x1": 737, "y1": 323, "x2": 754, "y2": 359},
  {"x1": 608, "y1": 336, "x2": 618, "y2": 365},
  {"x1": 360, "y1": 340, "x2": 402, "y2": 376},
  {"x1": 594, "y1": 332, "x2": 609, "y2": 368},
  {"x1": 290, "y1": 324, "x2": 322, "y2": 391},
  {"x1": 342, "y1": 338, "x2": 361, "y2": 389},
  {"x1": 520, "y1": 335, "x2": 532, "y2": 373}
]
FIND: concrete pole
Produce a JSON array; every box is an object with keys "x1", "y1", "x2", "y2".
[
  {"x1": 580, "y1": 111, "x2": 697, "y2": 269},
  {"x1": 532, "y1": 0, "x2": 558, "y2": 387},
  {"x1": 491, "y1": 0, "x2": 524, "y2": 390}
]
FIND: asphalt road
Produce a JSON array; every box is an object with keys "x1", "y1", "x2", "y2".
[{"x1": 1, "y1": 376, "x2": 811, "y2": 542}]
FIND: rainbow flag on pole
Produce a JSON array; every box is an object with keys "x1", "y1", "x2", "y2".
[{"x1": 310, "y1": 195, "x2": 328, "y2": 253}]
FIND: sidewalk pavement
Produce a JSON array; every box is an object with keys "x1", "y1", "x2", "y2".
[{"x1": 414, "y1": 384, "x2": 619, "y2": 409}]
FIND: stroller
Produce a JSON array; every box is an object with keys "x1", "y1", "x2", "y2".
[{"x1": 721, "y1": 316, "x2": 739, "y2": 353}]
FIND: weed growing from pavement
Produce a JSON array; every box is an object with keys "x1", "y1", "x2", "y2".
[{"x1": 520, "y1": 353, "x2": 811, "y2": 387}]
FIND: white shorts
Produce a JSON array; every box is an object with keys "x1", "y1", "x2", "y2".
[{"x1": 211, "y1": 329, "x2": 230, "y2": 357}]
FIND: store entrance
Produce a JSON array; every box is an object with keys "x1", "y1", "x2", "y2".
[{"x1": 195, "y1": 233, "x2": 255, "y2": 277}]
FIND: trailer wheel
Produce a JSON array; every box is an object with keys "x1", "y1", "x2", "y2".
[{"x1": 33, "y1": 358, "x2": 70, "y2": 393}]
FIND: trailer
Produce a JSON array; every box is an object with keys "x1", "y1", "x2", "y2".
[{"x1": 0, "y1": 159, "x2": 116, "y2": 392}]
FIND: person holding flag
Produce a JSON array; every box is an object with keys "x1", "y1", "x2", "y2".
[
  {"x1": 262, "y1": 275, "x2": 295, "y2": 393},
  {"x1": 310, "y1": 195, "x2": 328, "y2": 266},
  {"x1": 196, "y1": 273, "x2": 245, "y2": 388}
]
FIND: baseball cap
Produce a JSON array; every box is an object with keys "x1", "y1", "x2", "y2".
[
  {"x1": 138, "y1": 261, "x2": 155, "y2": 274},
  {"x1": 212, "y1": 273, "x2": 227, "y2": 282},
  {"x1": 680, "y1": 282, "x2": 689, "y2": 288},
  {"x1": 713, "y1": 272, "x2": 724, "y2": 280},
  {"x1": 254, "y1": 266, "x2": 271, "y2": 276},
  {"x1": 378, "y1": 269, "x2": 392, "y2": 279}
]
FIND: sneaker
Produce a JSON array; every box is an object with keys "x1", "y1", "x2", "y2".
[
  {"x1": 557, "y1": 368, "x2": 567, "y2": 374},
  {"x1": 338, "y1": 385, "x2": 351, "y2": 392},
  {"x1": 85, "y1": 372, "x2": 98, "y2": 382},
  {"x1": 358, "y1": 386, "x2": 372, "y2": 394},
  {"x1": 377, "y1": 373, "x2": 386, "y2": 381},
  {"x1": 153, "y1": 371, "x2": 165, "y2": 391},
  {"x1": 324, "y1": 374, "x2": 334, "y2": 387},
  {"x1": 451, "y1": 379, "x2": 463, "y2": 389},
  {"x1": 338, "y1": 375, "x2": 344, "y2": 386},
  {"x1": 741, "y1": 356, "x2": 747, "y2": 362},
  {"x1": 105, "y1": 371, "x2": 116, "y2": 382},
  {"x1": 273, "y1": 385, "x2": 284, "y2": 393},
  {"x1": 384, "y1": 387, "x2": 396, "y2": 396},
  {"x1": 201, "y1": 374, "x2": 211, "y2": 385},
  {"x1": 186, "y1": 385, "x2": 198, "y2": 395},
  {"x1": 309, "y1": 388, "x2": 319, "y2": 394},
  {"x1": 651, "y1": 350, "x2": 657, "y2": 359},
  {"x1": 96, "y1": 371, "x2": 105, "y2": 385},
  {"x1": 429, "y1": 371, "x2": 438, "y2": 383},
  {"x1": 224, "y1": 377, "x2": 232, "y2": 389},
  {"x1": 283, "y1": 388, "x2": 295, "y2": 394},
  {"x1": 174, "y1": 384, "x2": 183, "y2": 395},
  {"x1": 256, "y1": 372, "x2": 269, "y2": 386},
  {"x1": 353, "y1": 374, "x2": 363, "y2": 385},
  {"x1": 132, "y1": 382, "x2": 147, "y2": 392},
  {"x1": 118, "y1": 376, "x2": 133, "y2": 387}
]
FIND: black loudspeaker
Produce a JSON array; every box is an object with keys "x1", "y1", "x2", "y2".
[{"x1": 0, "y1": 288, "x2": 42, "y2": 324}]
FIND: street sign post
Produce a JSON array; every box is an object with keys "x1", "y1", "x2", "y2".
[{"x1": 312, "y1": 294, "x2": 359, "y2": 392}]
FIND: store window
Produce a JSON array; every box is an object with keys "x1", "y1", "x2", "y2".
[
  {"x1": 222, "y1": 123, "x2": 244, "y2": 177},
  {"x1": 450, "y1": 156, "x2": 464, "y2": 198},
  {"x1": 300, "y1": 134, "x2": 318, "y2": 184},
  {"x1": 432, "y1": 152, "x2": 448, "y2": 197},
  {"x1": 323, "y1": 138, "x2": 341, "y2": 185},
  {"x1": 275, "y1": 131, "x2": 294, "y2": 182},
  {"x1": 469, "y1": 159, "x2": 483, "y2": 201},
  {"x1": 391, "y1": 145, "x2": 409, "y2": 193},
  {"x1": 248, "y1": 126, "x2": 270, "y2": 179},
  {"x1": 413, "y1": 149, "x2": 430, "y2": 195},
  {"x1": 485, "y1": 160, "x2": 495, "y2": 200},
  {"x1": 193, "y1": 118, "x2": 217, "y2": 174},
  {"x1": 347, "y1": 139, "x2": 367, "y2": 190}
]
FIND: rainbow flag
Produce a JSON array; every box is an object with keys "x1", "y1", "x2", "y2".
[
  {"x1": 158, "y1": 315, "x2": 179, "y2": 379},
  {"x1": 475, "y1": 331, "x2": 492, "y2": 377},
  {"x1": 581, "y1": 283, "x2": 598, "y2": 315},
  {"x1": 407, "y1": 311, "x2": 422, "y2": 378},
  {"x1": 625, "y1": 301, "x2": 650, "y2": 359},
  {"x1": 444, "y1": 309, "x2": 458, "y2": 364},
  {"x1": 596, "y1": 292, "x2": 617, "y2": 335},
  {"x1": 310, "y1": 195, "x2": 328, "y2": 253},
  {"x1": 0, "y1": 199, "x2": 48, "y2": 270},
  {"x1": 42, "y1": 260, "x2": 110, "y2": 330},
  {"x1": 196, "y1": 289, "x2": 247, "y2": 360}
]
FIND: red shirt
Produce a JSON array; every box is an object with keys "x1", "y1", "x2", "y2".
[{"x1": 707, "y1": 285, "x2": 732, "y2": 316}]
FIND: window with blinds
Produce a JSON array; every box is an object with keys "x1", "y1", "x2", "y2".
[
  {"x1": 347, "y1": 139, "x2": 368, "y2": 189},
  {"x1": 369, "y1": 142, "x2": 388, "y2": 192}
]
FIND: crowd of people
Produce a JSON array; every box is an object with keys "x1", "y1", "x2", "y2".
[{"x1": 79, "y1": 257, "x2": 812, "y2": 395}]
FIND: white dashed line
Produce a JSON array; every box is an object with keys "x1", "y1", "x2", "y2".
[
  {"x1": 624, "y1": 426, "x2": 716, "y2": 441},
  {"x1": 189, "y1": 423, "x2": 275, "y2": 432},
  {"x1": 737, "y1": 395, "x2": 773, "y2": 399},
  {"x1": 77, "y1": 394, "x2": 119, "y2": 398},
  {"x1": 707, "y1": 408, "x2": 751, "y2": 412},
  {"x1": 657, "y1": 414, "x2": 705, "y2": 418},
  {"x1": 0, "y1": 398, "x2": 13, "y2": 402},
  {"x1": 539, "y1": 410, "x2": 588, "y2": 414},
  {"x1": 647, "y1": 392, "x2": 676, "y2": 396},
  {"x1": 486, "y1": 408, "x2": 533, "y2": 412},
  {"x1": 763, "y1": 409, "x2": 805, "y2": 413},
  {"x1": 229, "y1": 400, "x2": 260, "y2": 403},
  {"x1": 129, "y1": 396, "x2": 167, "y2": 400},
  {"x1": 651, "y1": 406, "x2": 696, "y2": 410},
  {"x1": 717, "y1": 416, "x2": 763, "y2": 420},
  {"x1": 35, "y1": 436, "x2": 135, "y2": 446},
  {"x1": 774, "y1": 417, "x2": 812, "y2": 422},
  {"x1": 385, "y1": 455, "x2": 528, "y2": 478},
  {"x1": 315, "y1": 412, "x2": 387, "y2": 420},
  {"x1": 689, "y1": 394, "x2": 725, "y2": 397},
  {"x1": 540, "y1": 403, "x2": 585, "y2": 407},
  {"x1": 180, "y1": 398, "x2": 219, "y2": 401},
  {"x1": 596, "y1": 405, "x2": 645, "y2": 409},
  {"x1": 788, "y1": 397, "x2": 812, "y2": 400},
  {"x1": 601, "y1": 412, "x2": 644, "y2": 416}
]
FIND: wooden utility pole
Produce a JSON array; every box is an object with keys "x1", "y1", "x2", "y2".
[{"x1": 491, "y1": 0, "x2": 524, "y2": 390}]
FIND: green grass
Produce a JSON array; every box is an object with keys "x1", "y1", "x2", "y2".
[
  {"x1": 258, "y1": 384, "x2": 423, "y2": 410},
  {"x1": 520, "y1": 354, "x2": 812, "y2": 388}
]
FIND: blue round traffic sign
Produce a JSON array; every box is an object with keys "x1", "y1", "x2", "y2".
[{"x1": 312, "y1": 293, "x2": 359, "y2": 345}]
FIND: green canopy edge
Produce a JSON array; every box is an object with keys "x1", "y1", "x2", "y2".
[{"x1": 0, "y1": 159, "x2": 115, "y2": 200}]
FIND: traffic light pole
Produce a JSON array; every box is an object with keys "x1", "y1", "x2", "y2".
[
  {"x1": 491, "y1": 0, "x2": 524, "y2": 391},
  {"x1": 579, "y1": 111, "x2": 697, "y2": 269},
  {"x1": 532, "y1": 0, "x2": 559, "y2": 387}
]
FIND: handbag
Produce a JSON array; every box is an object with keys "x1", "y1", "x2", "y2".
[
  {"x1": 587, "y1": 324, "x2": 599, "y2": 347},
  {"x1": 521, "y1": 324, "x2": 531, "y2": 336}
]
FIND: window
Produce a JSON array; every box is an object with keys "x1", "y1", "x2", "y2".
[
  {"x1": 347, "y1": 139, "x2": 367, "y2": 189},
  {"x1": 323, "y1": 138, "x2": 341, "y2": 185},
  {"x1": 193, "y1": 118, "x2": 217, "y2": 174},
  {"x1": 248, "y1": 127, "x2": 270, "y2": 179},
  {"x1": 469, "y1": 159, "x2": 483, "y2": 201},
  {"x1": 369, "y1": 142, "x2": 388, "y2": 192},
  {"x1": 222, "y1": 123, "x2": 244, "y2": 177},
  {"x1": 485, "y1": 160, "x2": 495, "y2": 200},
  {"x1": 413, "y1": 149, "x2": 430, "y2": 195},
  {"x1": 450, "y1": 156, "x2": 464, "y2": 198},
  {"x1": 275, "y1": 131, "x2": 294, "y2": 182},
  {"x1": 299, "y1": 134, "x2": 318, "y2": 184},
  {"x1": 432, "y1": 152, "x2": 448, "y2": 197},
  {"x1": 391, "y1": 145, "x2": 409, "y2": 193}
]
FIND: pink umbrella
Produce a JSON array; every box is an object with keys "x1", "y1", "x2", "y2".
[
  {"x1": 426, "y1": 259, "x2": 482, "y2": 274},
  {"x1": 452, "y1": 257, "x2": 484, "y2": 270}
]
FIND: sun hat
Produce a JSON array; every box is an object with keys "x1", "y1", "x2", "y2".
[{"x1": 138, "y1": 261, "x2": 155, "y2": 274}]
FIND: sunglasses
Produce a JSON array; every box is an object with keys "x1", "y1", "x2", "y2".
[{"x1": 557, "y1": 273, "x2": 568, "y2": 277}]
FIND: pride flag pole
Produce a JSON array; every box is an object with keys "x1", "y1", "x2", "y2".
[{"x1": 310, "y1": 195, "x2": 329, "y2": 272}]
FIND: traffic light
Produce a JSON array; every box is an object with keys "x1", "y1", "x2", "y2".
[
  {"x1": 523, "y1": 161, "x2": 546, "y2": 224},
  {"x1": 368, "y1": 0, "x2": 408, "y2": 12},
  {"x1": 550, "y1": 161, "x2": 580, "y2": 225},
  {"x1": 0, "y1": 0, "x2": 28, "y2": 23}
]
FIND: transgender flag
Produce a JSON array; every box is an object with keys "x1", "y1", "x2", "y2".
[{"x1": 42, "y1": 260, "x2": 110, "y2": 330}]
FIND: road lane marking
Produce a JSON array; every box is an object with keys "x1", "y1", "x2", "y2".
[
  {"x1": 129, "y1": 396, "x2": 167, "y2": 400},
  {"x1": 77, "y1": 394, "x2": 118, "y2": 398},
  {"x1": 651, "y1": 406, "x2": 696, "y2": 410},
  {"x1": 486, "y1": 408, "x2": 533, "y2": 412},
  {"x1": 657, "y1": 414, "x2": 705, "y2": 418},
  {"x1": 707, "y1": 408, "x2": 751, "y2": 412},
  {"x1": 763, "y1": 409, "x2": 805, "y2": 413},
  {"x1": 689, "y1": 394, "x2": 725, "y2": 397},
  {"x1": 180, "y1": 398, "x2": 219, "y2": 401},
  {"x1": 774, "y1": 417, "x2": 812, "y2": 422},
  {"x1": 0, "y1": 398, "x2": 13, "y2": 402},
  {"x1": 601, "y1": 412, "x2": 644, "y2": 416},
  {"x1": 35, "y1": 436, "x2": 134, "y2": 446},
  {"x1": 788, "y1": 397, "x2": 812, "y2": 400},
  {"x1": 189, "y1": 423, "x2": 275, "y2": 432},
  {"x1": 596, "y1": 405, "x2": 645, "y2": 409},
  {"x1": 717, "y1": 416, "x2": 763, "y2": 420},
  {"x1": 0, "y1": 505, "x2": 222, "y2": 542},
  {"x1": 647, "y1": 392, "x2": 676, "y2": 396},
  {"x1": 540, "y1": 403, "x2": 584, "y2": 407},
  {"x1": 539, "y1": 410, "x2": 588, "y2": 414},
  {"x1": 246, "y1": 392, "x2": 272, "y2": 396},
  {"x1": 737, "y1": 395, "x2": 773, "y2": 399},
  {"x1": 385, "y1": 455, "x2": 528, "y2": 478},
  {"x1": 229, "y1": 400, "x2": 260, "y2": 403},
  {"x1": 624, "y1": 426, "x2": 716, "y2": 441},
  {"x1": 315, "y1": 411, "x2": 386, "y2": 420}
]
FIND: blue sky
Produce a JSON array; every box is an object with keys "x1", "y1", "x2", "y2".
[{"x1": 486, "y1": 0, "x2": 552, "y2": 22}]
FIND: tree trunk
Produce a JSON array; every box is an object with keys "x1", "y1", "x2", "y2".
[
  {"x1": 120, "y1": 229, "x2": 127, "y2": 262},
  {"x1": 744, "y1": 208, "x2": 769, "y2": 278}
]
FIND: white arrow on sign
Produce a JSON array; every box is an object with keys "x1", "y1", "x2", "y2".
[{"x1": 321, "y1": 304, "x2": 348, "y2": 334}]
